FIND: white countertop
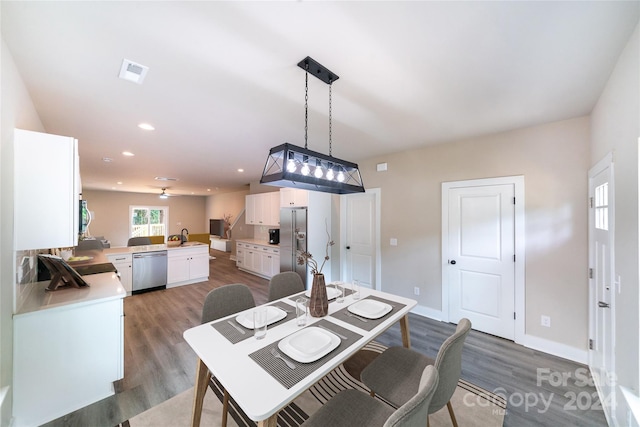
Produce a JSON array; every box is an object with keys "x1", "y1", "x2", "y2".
[
  {"x1": 236, "y1": 238, "x2": 279, "y2": 247},
  {"x1": 15, "y1": 272, "x2": 125, "y2": 317},
  {"x1": 102, "y1": 242, "x2": 208, "y2": 256}
]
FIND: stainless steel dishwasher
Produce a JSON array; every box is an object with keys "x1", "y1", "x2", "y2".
[{"x1": 132, "y1": 250, "x2": 168, "y2": 294}]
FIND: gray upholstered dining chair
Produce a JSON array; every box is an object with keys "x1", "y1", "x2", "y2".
[
  {"x1": 127, "y1": 236, "x2": 152, "y2": 246},
  {"x1": 200, "y1": 284, "x2": 256, "y2": 427},
  {"x1": 76, "y1": 239, "x2": 104, "y2": 251},
  {"x1": 267, "y1": 271, "x2": 305, "y2": 301},
  {"x1": 361, "y1": 318, "x2": 472, "y2": 427},
  {"x1": 201, "y1": 283, "x2": 256, "y2": 324},
  {"x1": 301, "y1": 365, "x2": 438, "y2": 427}
]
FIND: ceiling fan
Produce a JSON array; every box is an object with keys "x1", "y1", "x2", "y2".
[{"x1": 159, "y1": 188, "x2": 179, "y2": 199}]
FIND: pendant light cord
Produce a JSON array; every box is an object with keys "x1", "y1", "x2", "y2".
[
  {"x1": 328, "y1": 81, "x2": 332, "y2": 157},
  {"x1": 304, "y1": 64, "x2": 309, "y2": 150}
]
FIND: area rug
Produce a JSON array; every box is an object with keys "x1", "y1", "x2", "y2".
[{"x1": 122, "y1": 342, "x2": 506, "y2": 426}]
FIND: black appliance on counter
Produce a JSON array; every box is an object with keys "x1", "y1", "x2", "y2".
[{"x1": 268, "y1": 228, "x2": 280, "y2": 245}]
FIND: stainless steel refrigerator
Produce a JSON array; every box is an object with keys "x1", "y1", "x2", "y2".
[{"x1": 280, "y1": 207, "x2": 308, "y2": 287}]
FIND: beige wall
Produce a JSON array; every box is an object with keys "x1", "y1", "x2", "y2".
[
  {"x1": 0, "y1": 36, "x2": 46, "y2": 425},
  {"x1": 82, "y1": 190, "x2": 206, "y2": 247},
  {"x1": 590, "y1": 23, "x2": 639, "y2": 421},
  {"x1": 358, "y1": 116, "x2": 590, "y2": 350},
  {"x1": 205, "y1": 188, "x2": 249, "y2": 234},
  {"x1": 205, "y1": 188, "x2": 253, "y2": 256}
]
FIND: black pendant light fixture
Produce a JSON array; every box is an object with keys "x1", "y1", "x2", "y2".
[{"x1": 260, "y1": 57, "x2": 365, "y2": 195}]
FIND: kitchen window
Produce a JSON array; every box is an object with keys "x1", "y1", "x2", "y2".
[{"x1": 129, "y1": 206, "x2": 169, "y2": 238}]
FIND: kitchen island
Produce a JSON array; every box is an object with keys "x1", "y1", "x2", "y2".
[
  {"x1": 13, "y1": 272, "x2": 125, "y2": 427},
  {"x1": 96, "y1": 242, "x2": 210, "y2": 295}
]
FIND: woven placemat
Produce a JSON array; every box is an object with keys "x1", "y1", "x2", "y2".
[
  {"x1": 211, "y1": 301, "x2": 295, "y2": 344},
  {"x1": 330, "y1": 295, "x2": 406, "y2": 332},
  {"x1": 288, "y1": 286, "x2": 355, "y2": 303},
  {"x1": 249, "y1": 319, "x2": 362, "y2": 389}
]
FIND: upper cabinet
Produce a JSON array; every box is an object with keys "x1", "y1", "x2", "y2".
[
  {"x1": 245, "y1": 192, "x2": 280, "y2": 226},
  {"x1": 280, "y1": 188, "x2": 308, "y2": 208},
  {"x1": 14, "y1": 129, "x2": 80, "y2": 250}
]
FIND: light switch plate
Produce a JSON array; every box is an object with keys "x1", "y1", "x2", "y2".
[{"x1": 390, "y1": 238, "x2": 398, "y2": 246}]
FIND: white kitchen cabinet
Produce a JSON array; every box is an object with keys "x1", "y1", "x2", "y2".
[
  {"x1": 13, "y1": 275, "x2": 124, "y2": 427},
  {"x1": 245, "y1": 194, "x2": 257, "y2": 225},
  {"x1": 14, "y1": 128, "x2": 80, "y2": 250},
  {"x1": 266, "y1": 192, "x2": 281, "y2": 225},
  {"x1": 260, "y1": 247, "x2": 280, "y2": 277},
  {"x1": 280, "y1": 187, "x2": 308, "y2": 207},
  {"x1": 106, "y1": 253, "x2": 133, "y2": 295},
  {"x1": 236, "y1": 241, "x2": 279, "y2": 279},
  {"x1": 245, "y1": 192, "x2": 280, "y2": 226},
  {"x1": 236, "y1": 242, "x2": 246, "y2": 269},
  {"x1": 167, "y1": 245, "x2": 209, "y2": 287}
]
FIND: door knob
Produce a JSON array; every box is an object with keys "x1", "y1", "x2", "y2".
[
  {"x1": 450, "y1": 260, "x2": 456, "y2": 265},
  {"x1": 346, "y1": 246, "x2": 351, "y2": 250},
  {"x1": 598, "y1": 301, "x2": 610, "y2": 308}
]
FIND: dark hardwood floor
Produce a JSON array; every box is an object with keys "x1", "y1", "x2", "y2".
[{"x1": 43, "y1": 250, "x2": 607, "y2": 427}]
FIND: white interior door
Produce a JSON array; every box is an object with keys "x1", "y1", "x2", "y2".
[
  {"x1": 344, "y1": 191, "x2": 377, "y2": 289},
  {"x1": 588, "y1": 154, "x2": 615, "y2": 420},
  {"x1": 446, "y1": 183, "x2": 516, "y2": 340}
]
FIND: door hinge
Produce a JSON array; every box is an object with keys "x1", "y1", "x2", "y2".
[
  {"x1": 589, "y1": 268, "x2": 593, "y2": 279},
  {"x1": 513, "y1": 197, "x2": 516, "y2": 205},
  {"x1": 589, "y1": 339, "x2": 594, "y2": 350},
  {"x1": 513, "y1": 312, "x2": 516, "y2": 320},
  {"x1": 513, "y1": 254, "x2": 516, "y2": 262},
  {"x1": 590, "y1": 197, "x2": 594, "y2": 208}
]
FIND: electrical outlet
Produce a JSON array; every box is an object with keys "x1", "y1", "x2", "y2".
[
  {"x1": 390, "y1": 238, "x2": 398, "y2": 246},
  {"x1": 541, "y1": 315, "x2": 551, "y2": 327},
  {"x1": 414, "y1": 287, "x2": 420, "y2": 296}
]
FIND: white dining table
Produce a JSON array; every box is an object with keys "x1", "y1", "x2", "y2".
[{"x1": 183, "y1": 287, "x2": 417, "y2": 427}]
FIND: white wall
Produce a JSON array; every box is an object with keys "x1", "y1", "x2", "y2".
[
  {"x1": 590, "y1": 22, "x2": 640, "y2": 425},
  {"x1": 0, "y1": 36, "x2": 45, "y2": 425}
]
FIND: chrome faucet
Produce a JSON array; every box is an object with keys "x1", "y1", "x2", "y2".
[{"x1": 180, "y1": 228, "x2": 189, "y2": 245}]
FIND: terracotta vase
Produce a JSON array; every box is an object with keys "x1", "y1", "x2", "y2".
[{"x1": 309, "y1": 273, "x2": 329, "y2": 317}]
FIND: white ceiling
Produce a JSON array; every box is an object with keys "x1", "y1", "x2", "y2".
[{"x1": 2, "y1": 1, "x2": 638, "y2": 196}]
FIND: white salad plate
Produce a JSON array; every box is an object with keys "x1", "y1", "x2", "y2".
[
  {"x1": 347, "y1": 299, "x2": 392, "y2": 319},
  {"x1": 304, "y1": 286, "x2": 342, "y2": 300},
  {"x1": 278, "y1": 327, "x2": 340, "y2": 363},
  {"x1": 235, "y1": 306, "x2": 287, "y2": 329}
]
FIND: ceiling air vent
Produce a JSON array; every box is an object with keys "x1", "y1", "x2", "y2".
[{"x1": 119, "y1": 59, "x2": 149, "y2": 84}]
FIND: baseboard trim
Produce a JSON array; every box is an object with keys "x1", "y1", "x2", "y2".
[
  {"x1": 409, "y1": 308, "x2": 587, "y2": 364},
  {"x1": 517, "y1": 334, "x2": 587, "y2": 364},
  {"x1": 410, "y1": 304, "x2": 443, "y2": 321}
]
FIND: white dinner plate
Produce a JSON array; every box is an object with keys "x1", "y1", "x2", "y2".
[
  {"x1": 347, "y1": 299, "x2": 392, "y2": 319},
  {"x1": 278, "y1": 327, "x2": 341, "y2": 363},
  {"x1": 235, "y1": 306, "x2": 287, "y2": 329},
  {"x1": 304, "y1": 286, "x2": 342, "y2": 300}
]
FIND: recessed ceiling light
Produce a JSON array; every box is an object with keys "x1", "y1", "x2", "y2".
[
  {"x1": 119, "y1": 59, "x2": 149, "y2": 84},
  {"x1": 138, "y1": 123, "x2": 155, "y2": 131},
  {"x1": 207, "y1": 188, "x2": 211, "y2": 192},
  {"x1": 122, "y1": 151, "x2": 135, "y2": 157},
  {"x1": 102, "y1": 157, "x2": 113, "y2": 163},
  {"x1": 237, "y1": 169, "x2": 244, "y2": 173},
  {"x1": 155, "y1": 176, "x2": 178, "y2": 181},
  {"x1": 117, "y1": 181, "x2": 123, "y2": 185}
]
